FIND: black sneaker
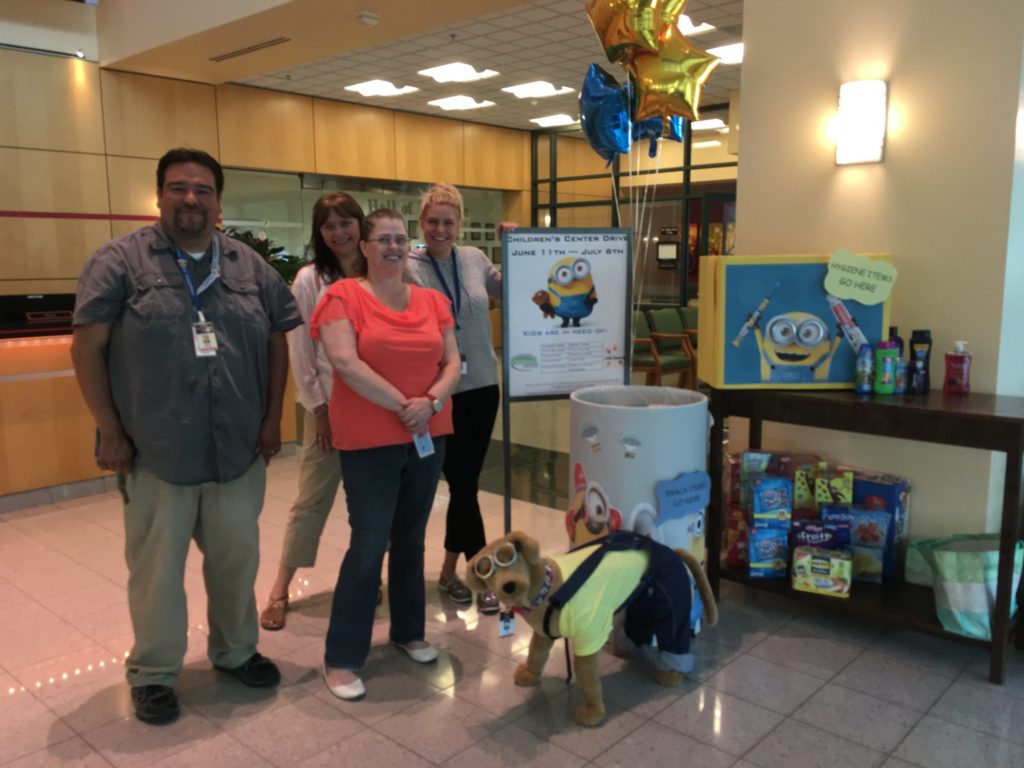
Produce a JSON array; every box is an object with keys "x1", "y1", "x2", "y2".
[
  {"x1": 214, "y1": 652, "x2": 281, "y2": 688},
  {"x1": 131, "y1": 685, "x2": 180, "y2": 725}
]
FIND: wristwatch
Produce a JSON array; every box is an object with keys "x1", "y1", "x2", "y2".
[{"x1": 430, "y1": 397, "x2": 444, "y2": 414}]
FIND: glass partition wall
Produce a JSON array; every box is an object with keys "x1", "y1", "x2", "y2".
[
  {"x1": 531, "y1": 123, "x2": 737, "y2": 307},
  {"x1": 221, "y1": 170, "x2": 506, "y2": 266}
]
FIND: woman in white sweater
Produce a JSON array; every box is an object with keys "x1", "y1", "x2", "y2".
[{"x1": 260, "y1": 192, "x2": 366, "y2": 630}]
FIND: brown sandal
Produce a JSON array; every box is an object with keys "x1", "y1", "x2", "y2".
[{"x1": 259, "y1": 595, "x2": 289, "y2": 631}]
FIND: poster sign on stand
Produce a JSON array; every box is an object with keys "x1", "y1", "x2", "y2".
[
  {"x1": 502, "y1": 228, "x2": 632, "y2": 400},
  {"x1": 499, "y1": 227, "x2": 632, "y2": 532}
]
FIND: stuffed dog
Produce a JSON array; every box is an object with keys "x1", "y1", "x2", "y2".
[{"x1": 466, "y1": 530, "x2": 717, "y2": 727}]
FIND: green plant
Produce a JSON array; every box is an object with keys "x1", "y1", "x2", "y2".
[{"x1": 223, "y1": 226, "x2": 305, "y2": 285}]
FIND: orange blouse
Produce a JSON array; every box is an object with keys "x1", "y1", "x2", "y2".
[{"x1": 309, "y1": 279, "x2": 454, "y2": 451}]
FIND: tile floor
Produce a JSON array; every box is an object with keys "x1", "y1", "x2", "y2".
[{"x1": 1, "y1": 448, "x2": 1023, "y2": 768}]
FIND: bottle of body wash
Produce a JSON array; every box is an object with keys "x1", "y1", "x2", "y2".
[{"x1": 943, "y1": 340, "x2": 972, "y2": 396}]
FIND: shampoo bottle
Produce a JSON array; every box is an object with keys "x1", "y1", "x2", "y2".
[{"x1": 943, "y1": 340, "x2": 972, "y2": 396}]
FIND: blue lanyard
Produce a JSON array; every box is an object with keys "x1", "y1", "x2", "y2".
[
  {"x1": 174, "y1": 238, "x2": 221, "y2": 316},
  {"x1": 427, "y1": 248, "x2": 460, "y2": 329}
]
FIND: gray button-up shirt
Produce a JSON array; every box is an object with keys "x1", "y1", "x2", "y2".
[{"x1": 74, "y1": 225, "x2": 302, "y2": 485}]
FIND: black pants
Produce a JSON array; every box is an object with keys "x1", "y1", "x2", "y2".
[{"x1": 442, "y1": 384, "x2": 500, "y2": 558}]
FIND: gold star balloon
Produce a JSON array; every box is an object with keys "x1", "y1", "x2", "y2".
[
  {"x1": 586, "y1": 0, "x2": 657, "y2": 63},
  {"x1": 628, "y1": 26, "x2": 720, "y2": 122},
  {"x1": 586, "y1": 0, "x2": 692, "y2": 64}
]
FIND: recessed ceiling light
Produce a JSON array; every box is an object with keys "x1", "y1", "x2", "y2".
[
  {"x1": 502, "y1": 81, "x2": 574, "y2": 99},
  {"x1": 690, "y1": 118, "x2": 726, "y2": 130},
  {"x1": 677, "y1": 14, "x2": 715, "y2": 36},
  {"x1": 707, "y1": 42, "x2": 744, "y2": 65},
  {"x1": 418, "y1": 62, "x2": 499, "y2": 83},
  {"x1": 693, "y1": 140, "x2": 722, "y2": 149},
  {"x1": 345, "y1": 80, "x2": 419, "y2": 97},
  {"x1": 529, "y1": 114, "x2": 578, "y2": 128},
  {"x1": 428, "y1": 95, "x2": 495, "y2": 111}
]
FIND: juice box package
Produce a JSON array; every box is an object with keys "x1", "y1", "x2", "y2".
[
  {"x1": 821, "y1": 506, "x2": 891, "y2": 583},
  {"x1": 791, "y1": 545, "x2": 852, "y2": 598},
  {"x1": 848, "y1": 470, "x2": 911, "y2": 580},
  {"x1": 850, "y1": 545, "x2": 885, "y2": 583},
  {"x1": 748, "y1": 527, "x2": 788, "y2": 579}
]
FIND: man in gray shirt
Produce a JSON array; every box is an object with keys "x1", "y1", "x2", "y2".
[{"x1": 71, "y1": 148, "x2": 302, "y2": 725}]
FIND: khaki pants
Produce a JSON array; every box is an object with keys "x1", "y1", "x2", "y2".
[
  {"x1": 121, "y1": 458, "x2": 266, "y2": 687},
  {"x1": 279, "y1": 408, "x2": 342, "y2": 568}
]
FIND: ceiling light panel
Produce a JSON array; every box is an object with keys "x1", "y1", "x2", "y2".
[
  {"x1": 530, "y1": 114, "x2": 578, "y2": 127},
  {"x1": 502, "y1": 81, "x2": 574, "y2": 99},
  {"x1": 345, "y1": 80, "x2": 419, "y2": 97},
  {"x1": 418, "y1": 62, "x2": 499, "y2": 83},
  {"x1": 707, "y1": 42, "x2": 744, "y2": 65},
  {"x1": 690, "y1": 118, "x2": 726, "y2": 130},
  {"x1": 677, "y1": 14, "x2": 715, "y2": 35},
  {"x1": 428, "y1": 95, "x2": 495, "y2": 111}
]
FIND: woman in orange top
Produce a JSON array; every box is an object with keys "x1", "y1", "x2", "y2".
[{"x1": 310, "y1": 208, "x2": 460, "y2": 701}]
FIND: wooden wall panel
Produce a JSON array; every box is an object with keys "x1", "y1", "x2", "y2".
[
  {"x1": 101, "y1": 70, "x2": 218, "y2": 159},
  {"x1": 0, "y1": 218, "x2": 111, "y2": 281},
  {"x1": 394, "y1": 113, "x2": 464, "y2": 185},
  {"x1": 106, "y1": 156, "x2": 161, "y2": 218},
  {"x1": 463, "y1": 123, "x2": 525, "y2": 190},
  {"x1": 216, "y1": 85, "x2": 315, "y2": 173},
  {"x1": 0, "y1": 279, "x2": 78, "y2": 297},
  {"x1": 0, "y1": 51, "x2": 104, "y2": 154},
  {"x1": 313, "y1": 100, "x2": 396, "y2": 180},
  {"x1": 0, "y1": 376, "x2": 102, "y2": 495},
  {"x1": 0, "y1": 148, "x2": 109, "y2": 214}
]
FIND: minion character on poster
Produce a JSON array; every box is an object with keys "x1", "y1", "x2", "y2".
[{"x1": 544, "y1": 257, "x2": 598, "y2": 327}]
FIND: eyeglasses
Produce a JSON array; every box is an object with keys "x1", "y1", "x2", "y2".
[
  {"x1": 369, "y1": 235, "x2": 409, "y2": 247},
  {"x1": 471, "y1": 542, "x2": 518, "y2": 580}
]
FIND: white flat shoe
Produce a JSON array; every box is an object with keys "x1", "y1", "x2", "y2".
[
  {"x1": 394, "y1": 641, "x2": 438, "y2": 663},
  {"x1": 322, "y1": 664, "x2": 365, "y2": 700}
]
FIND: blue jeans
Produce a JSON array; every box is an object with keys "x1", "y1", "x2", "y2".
[{"x1": 324, "y1": 438, "x2": 446, "y2": 670}]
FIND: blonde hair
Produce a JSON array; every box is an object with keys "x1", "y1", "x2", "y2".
[{"x1": 419, "y1": 183, "x2": 463, "y2": 222}]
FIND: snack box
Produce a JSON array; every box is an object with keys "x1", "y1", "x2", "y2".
[
  {"x1": 792, "y1": 545, "x2": 852, "y2": 598},
  {"x1": 848, "y1": 470, "x2": 910, "y2": 580},
  {"x1": 697, "y1": 254, "x2": 893, "y2": 389},
  {"x1": 748, "y1": 527, "x2": 788, "y2": 579},
  {"x1": 790, "y1": 519, "x2": 851, "y2": 550},
  {"x1": 813, "y1": 467, "x2": 854, "y2": 509},
  {"x1": 750, "y1": 476, "x2": 793, "y2": 528},
  {"x1": 820, "y1": 506, "x2": 890, "y2": 548}
]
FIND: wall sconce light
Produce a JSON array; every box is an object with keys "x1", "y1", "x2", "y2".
[{"x1": 835, "y1": 80, "x2": 888, "y2": 165}]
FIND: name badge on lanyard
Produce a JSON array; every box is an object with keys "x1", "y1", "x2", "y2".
[
  {"x1": 428, "y1": 249, "x2": 467, "y2": 374},
  {"x1": 176, "y1": 240, "x2": 221, "y2": 358}
]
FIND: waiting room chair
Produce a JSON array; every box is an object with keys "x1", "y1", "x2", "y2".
[
  {"x1": 646, "y1": 307, "x2": 697, "y2": 388},
  {"x1": 632, "y1": 310, "x2": 663, "y2": 385}
]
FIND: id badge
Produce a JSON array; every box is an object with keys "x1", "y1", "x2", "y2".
[
  {"x1": 413, "y1": 431, "x2": 435, "y2": 458},
  {"x1": 460, "y1": 355, "x2": 468, "y2": 375},
  {"x1": 498, "y1": 610, "x2": 515, "y2": 637},
  {"x1": 192, "y1": 321, "x2": 218, "y2": 357}
]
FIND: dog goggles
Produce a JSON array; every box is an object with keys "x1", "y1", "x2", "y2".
[{"x1": 472, "y1": 542, "x2": 518, "y2": 580}]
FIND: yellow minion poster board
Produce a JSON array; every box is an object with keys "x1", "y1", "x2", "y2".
[
  {"x1": 697, "y1": 253, "x2": 894, "y2": 389},
  {"x1": 503, "y1": 228, "x2": 632, "y2": 400}
]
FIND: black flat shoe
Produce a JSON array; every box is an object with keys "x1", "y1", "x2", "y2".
[
  {"x1": 214, "y1": 652, "x2": 281, "y2": 688},
  {"x1": 131, "y1": 685, "x2": 180, "y2": 725}
]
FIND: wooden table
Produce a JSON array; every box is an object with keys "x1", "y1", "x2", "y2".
[{"x1": 706, "y1": 388, "x2": 1024, "y2": 683}]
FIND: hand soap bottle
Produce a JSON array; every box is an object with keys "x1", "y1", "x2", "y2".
[{"x1": 943, "y1": 340, "x2": 972, "y2": 396}]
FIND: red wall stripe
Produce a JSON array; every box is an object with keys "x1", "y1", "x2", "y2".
[{"x1": 0, "y1": 210, "x2": 158, "y2": 222}]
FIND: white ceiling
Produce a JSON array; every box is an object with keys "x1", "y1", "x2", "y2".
[{"x1": 238, "y1": 0, "x2": 743, "y2": 131}]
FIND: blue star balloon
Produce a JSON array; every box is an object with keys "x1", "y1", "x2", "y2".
[
  {"x1": 579, "y1": 63, "x2": 631, "y2": 164},
  {"x1": 631, "y1": 115, "x2": 685, "y2": 157}
]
